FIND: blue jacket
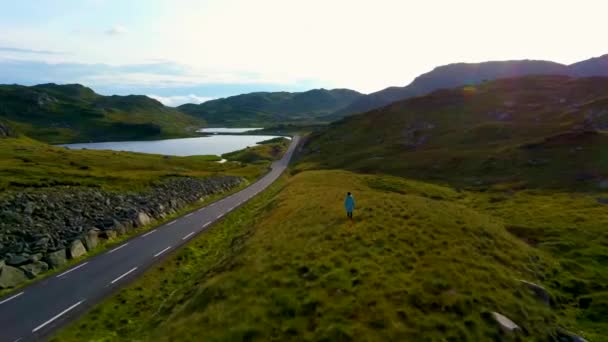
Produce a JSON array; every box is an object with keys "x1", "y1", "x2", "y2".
[{"x1": 344, "y1": 195, "x2": 355, "y2": 211}]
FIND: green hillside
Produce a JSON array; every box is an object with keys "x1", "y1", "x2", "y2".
[
  {"x1": 178, "y1": 88, "x2": 363, "y2": 126},
  {"x1": 0, "y1": 83, "x2": 204, "y2": 143},
  {"x1": 301, "y1": 76, "x2": 608, "y2": 190},
  {"x1": 55, "y1": 76, "x2": 608, "y2": 341}
]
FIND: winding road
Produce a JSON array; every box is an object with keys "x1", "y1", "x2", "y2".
[{"x1": 0, "y1": 135, "x2": 300, "y2": 342}]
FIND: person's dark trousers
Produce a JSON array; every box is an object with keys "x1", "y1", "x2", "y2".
[{"x1": 347, "y1": 212, "x2": 353, "y2": 218}]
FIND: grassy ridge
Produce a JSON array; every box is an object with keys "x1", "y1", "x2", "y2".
[
  {"x1": 0, "y1": 137, "x2": 266, "y2": 192},
  {"x1": 221, "y1": 137, "x2": 291, "y2": 163},
  {"x1": 0, "y1": 84, "x2": 204, "y2": 143},
  {"x1": 299, "y1": 76, "x2": 608, "y2": 190},
  {"x1": 56, "y1": 170, "x2": 608, "y2": 341}
]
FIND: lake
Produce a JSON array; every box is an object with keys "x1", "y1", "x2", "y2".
[
  {"x1": 61, "y1": 133, "x2": 282, "y2": 157},
  {"x1": 197, "y1": 127, "x2": 262, "y2": 134}
]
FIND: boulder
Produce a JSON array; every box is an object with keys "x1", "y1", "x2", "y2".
[
  {"x1": 492, "y1": 312, "x2": 520, "y2": 334},
  {"x1": 556, "y1": 328, "x2": 588, "y2": 342},
  {"x1": 519, "y1": 279, "x2": 551, "y2": 305},
  {"x1": 69, "y1": 240, "x2": 87, "y2": 259},
  {"x1": 83, "y1": 229, "x2": 100, "y2": 251},
  {"x1": 29, "y1": 253, "x2": 43, "y2": 262},
  {"x1": 0, "y1": 265, "x2": 28, "y2": 289},
  {"x1": 6, "y1": 254, "x2": 30, "y2": 266},
  {"x1": 100, "y1": 230, "x2": 117, "y2": 240},
  {"x1": 20, "y1": 261, "x2": 49, "y2": 278},
  {"x1": 136, "y1": 212, "x2": 152, "y2": 227},
  {"x1": 45, "y1": 249, "x2": 67, "y2": 268}
]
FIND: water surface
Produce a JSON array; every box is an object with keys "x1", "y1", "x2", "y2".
[
  {"x1": 197, "y1": 127, "x2": 262, "y2": 134},
  {"x1": 61, "y1": 134, "x2": 281, "y2": 156}
]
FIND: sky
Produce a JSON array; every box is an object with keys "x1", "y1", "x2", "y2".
[{"x1": 1, "y1": 0, "x2": 607, "y2": 106}]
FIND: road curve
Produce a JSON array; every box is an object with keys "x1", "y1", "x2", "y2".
[{"x1": 0, "y1": 135, "x2": 300, "y2": 342}]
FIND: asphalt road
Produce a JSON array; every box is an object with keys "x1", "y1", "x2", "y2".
[{"x1": 0, "y1": 135, "x2": 300, "y2": 342}]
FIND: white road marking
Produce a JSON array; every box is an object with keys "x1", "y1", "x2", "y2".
[
  {"x1": 153, "y1": 246, "x2": 172, "y2": 258},
  {"x1": 198, "y1": 208, "x2": 205, "y2": 212},
  {"x1": 32, "y1": 300, "x2": 84, "y2": 333},
  {"x1": 210, "y1": 202, "x2": 216, "y2": 207},
  {"x1": 229, "y1": 207, "x2": 235, "y2": 211},
  {"x1": 182, "y1": 232, "x2": 195, "y2": 240},
  {"x1": 56, "y1": 262, "x2": 89, "y2": 278},
  {"x1": 167, "y1": 220, "x2": 176, "y2": 226},
  {"x1": 216, "y1": 214, "x2": 223, "y2": 219},
  {"x1": 202, "y1": 222, "x2": 210, "y2": 228},
  {"x1": 13, "y1": 338, "x2": 22, "y2": 342},
  {"x1": 110, "y1": 267, "x2": 138, "y2": 284},
  {"x1": 142, "y1": 229, "x2": 157, "y2": 237},
  {"x1": 185, "y1": 213, "x2": 193, "y2": 218},
  {"x1": 108, "y1": 243, "x2": 128, "y2": 254},
  {"x1": 0, "y1": 292, "x2": 24, "y2": 305}
]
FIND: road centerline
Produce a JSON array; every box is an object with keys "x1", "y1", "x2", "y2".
[
  {"x1": 153, "y1": 246, "x2": 172, "y2": 258},
  {"x1": 110, "y1": 267, "x2": 138, "y2": 285},
  {"x1": 32, "y1": 300, "x2": 84, "y2": 333},
  {"x1": 108, "y1": 243, "x2": 129, "y2": 254},
  {"x1": 0, "y1": 292, "x2": 24, "y2": 305},
  {"x1": 141, "y1": 229, "x2": 157, "y2": 237},
  {"x1": 56, "y1": 262, "x2": 89, "y2": 279}
]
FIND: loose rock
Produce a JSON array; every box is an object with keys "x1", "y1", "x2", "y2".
[
  {"x1": 69, "y1": 240, "x2": 87, "y2": 259},
  {"x1": 492, "y1": 312, "x2": 521, "y2": 334},
  {"x1": 519, "y1": 279, "x2": 551, "y2": 305},
  {"x1": 20, "y1": 261, "x2": 49, "y2": 278},
  {"x1": 0, "y1": 265, "x2": 28, "y2": 289},
  {"x1": 83, "y1": 229, "x2": 99, "y2": 251},
  {"x1": 45, "y1": 249, "x2": 67, "y2": 269}
]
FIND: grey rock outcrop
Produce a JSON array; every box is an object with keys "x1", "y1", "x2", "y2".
[
  {"x1": 136, "y1": 212, "x2": 152, "y2": 227},
  {"x1": 0, "y1": 122, "x2": 13, "y2": 138},
  {"x1": 69, "y1": 240, "x2": 87, "y2": 259},
  {"x1": 0, "y1": 265, "x2": 28, "y2": 289}
]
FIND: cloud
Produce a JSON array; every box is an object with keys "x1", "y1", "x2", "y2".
[
  {"x1": 147, "y1": 94, "x2": 215, "y2": 107},
  {"x1": 0, "y1": 46, "x2": 64, "y2": 55},
  {"x1": 105, "y1": 25, "x2": 128, "y2": 35}
]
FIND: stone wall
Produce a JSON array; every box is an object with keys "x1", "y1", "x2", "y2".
[{"x1": 0, "y1": 176, "x2": 244, "y2": 288}]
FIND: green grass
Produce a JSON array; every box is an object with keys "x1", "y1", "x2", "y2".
[
  {"x1": 0, "y1": 136, "x2": 267, "y2": 192},
  {"x1": 55, "y1": 169, "x2": 608, "y2": 341},
  {"x1": 221, "y1": 137, "x2": 290, "y2": 163}
]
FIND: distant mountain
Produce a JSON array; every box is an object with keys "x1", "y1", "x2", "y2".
[
  {"x1": 178, "y1": 88, "x2": 363, "y2": 126},
  {"x1": 0, "y1": 83, "x2": 203, "y2": 143},
  {"x1": 335, "y1": 54, "x2": 608, "y2": 117}
]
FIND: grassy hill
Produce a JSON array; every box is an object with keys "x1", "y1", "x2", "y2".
[
  {"x1": 222, "y1": 137, "x2": 291, "y2": 163},
  {"x1": 0, "y1": 83, "x2": 204, "y2": 143},
  {"x1": 53, "y1": 76, "x2": 608, "y2": 341},
  {"x1": 178, "y1": 88, "x2": 363, "y2": 126},
  {"x1": 0, "y1": 135, "x2": 266, "y2": 193},
  {"x1": 336, "y1": 54, "x2": 608, "y2": 117},
  {"x1": 301, "y1": 76, "x2": 608, "y2": 190}
]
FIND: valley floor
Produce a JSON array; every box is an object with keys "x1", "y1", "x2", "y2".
[{"x1": 55, "y1": 170, "x2": 606, "y2": 341}]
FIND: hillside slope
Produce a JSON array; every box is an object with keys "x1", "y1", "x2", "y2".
[
  {"x1": 300, "y1": 75, "x2": 608, "y2": 190},
  {"x1": 178, "y1": 88, "x2": 363, "y2": 126},
  {"x1": 336, "y1": 54, "x2": 608, "y2": 116},
  {"x1": 0, "y1": 83, "x2": 204, "y2": 143}
]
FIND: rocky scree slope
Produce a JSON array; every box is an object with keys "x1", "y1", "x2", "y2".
[{"x1": 0, "y1": 176, "x2": 243, "y2": 289}]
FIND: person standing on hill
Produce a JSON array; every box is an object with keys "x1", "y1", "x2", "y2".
[{"x1": 344, "y1": 192, "x2": 355, "y2": 219}]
